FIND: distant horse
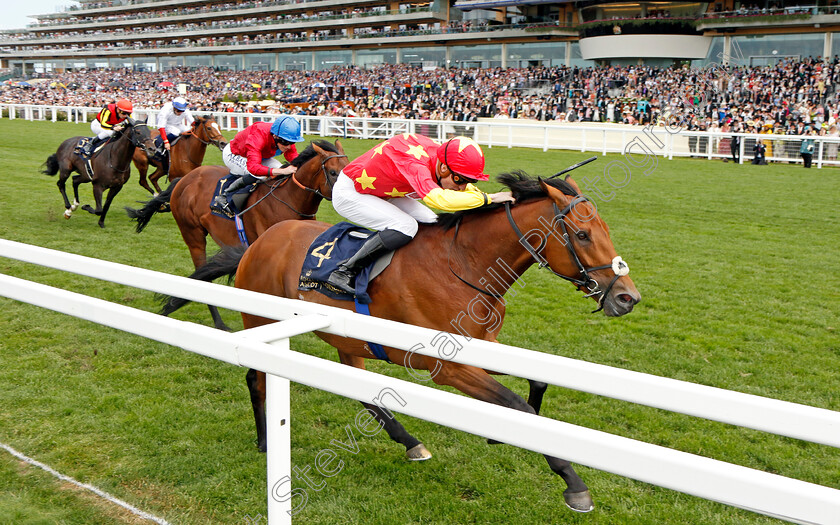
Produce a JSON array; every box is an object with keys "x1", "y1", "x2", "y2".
[
  {"x1": 164, "y1": 172, "x2": 640, "y2": 512},
  {"x1": 133, "y1": 115, "x2": 227, "y2": 196},
  {"x1": 127, "y1": 139, "x2": 347, "y2": 330},
  {"x1": 42, "y1": 118, "x2": 155, "y2": 229}
]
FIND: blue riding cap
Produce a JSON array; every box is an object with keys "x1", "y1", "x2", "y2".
[
  {"x1": 270, "y1": 116, "x2": 303, "y2": 142},
  {"x1": 172, "y1": 97, "x2": 188, "y2": 111}
]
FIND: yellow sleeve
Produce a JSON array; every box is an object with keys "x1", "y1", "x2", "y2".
[
  {"x1": 422, "y1": 187, "x2": 488, "y2": 211},
  {"x1": 99, "y1": 109, "x2": 114, "y2": 129}
]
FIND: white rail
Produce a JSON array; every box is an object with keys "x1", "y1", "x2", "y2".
[
  {"x1": 0, "y1": 239, "x2": 839, "y2": 524},
  {"x1": 4, "y1": 103, "x2": 840, "y2": 167}
]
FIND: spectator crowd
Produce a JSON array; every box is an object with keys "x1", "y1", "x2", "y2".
[{"x1": 3, "y1": 57, "x2": 840, "y2": 144}]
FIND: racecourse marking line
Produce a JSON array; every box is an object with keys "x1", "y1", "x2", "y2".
[{"x1": 1, "y1": 441, "x2": 172, "y2": 524}]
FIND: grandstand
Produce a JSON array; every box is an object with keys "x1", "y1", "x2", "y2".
[{"x1": 3, "y1": 1, "x2": 840, "y2": 75}]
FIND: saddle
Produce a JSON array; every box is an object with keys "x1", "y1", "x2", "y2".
[
  {"x1": 151, "y1": 134, "x2": 184, "y2": 161},
  {"x1": 73, "y1": 137, "x2": 98, "y2": 179},
  {"x1": 209, "y1": 175, "x2": 256, "y2": 219},
  {"x1": 298, "y1": 222, "x2": 395, "y2": 304}
]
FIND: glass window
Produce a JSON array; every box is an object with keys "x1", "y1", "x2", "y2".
[
  {"x1": 507, "y1": 42, "x2": 566, "y2": 68},
  {"x1": 136, "y1": 61, "x2": 157, "y2": 73},
  {"x1": 185, "y1": 55, "x2": 213, "y2": 68},
  {"x1": 279, "y1": 52, "x2": 311, "y2": 70},
  {"x1": 215, "y1": 55, "x2": 241, "y2": 71},
  {"x1": 244, "y1": 53, "x2": 274, "y2": 71},
  {"x1": 160, "y1": 56, "x2": 183, "y2": 70},
  {"x1": 109, "y1": 58, "x2": 133, "y2": 69},
  {"x1": 357, "y1": 48, "x2": 397, "y2": 67},
  {"x1": 691, "y1": 36, "x2": 724, "y2": 68},
  {"x1": 569, "y1": 42, "x2": 597, "y2": 68},
  {"x1": 450, "y1": 44, "x2": 501, "y2": 69},
  {"x1": 315, "y1": 50, "x2": 352, "y2": 71},
  {"x1": 731, "y1": 33, "x2": 824, "y2": 66},
  {"x1": 402, "y1": 47, "x2": 445, "y2": 67},
  {"x1": 830, "y1": 33, "x2": 840, "y2": 61}
]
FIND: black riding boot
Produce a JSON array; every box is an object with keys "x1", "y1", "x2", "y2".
[
  {"x1": 213, "y1": 176, "x2": 250, "y2": 211},
  {"x1": 81, "y1": 136, "x2": 105, "y2": 159},
  {"x1": 161, "y1": 151, "x2": 170, "y2": 176},
  {"x1": 327, "y1": 229, "x2": 412, "y2": 294}
]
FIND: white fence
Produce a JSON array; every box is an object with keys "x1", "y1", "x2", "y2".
[
  {"x1": 4, "y1": 102, "x2": 840, "y2": 168},
  {"x1": 1, "y1": 238, "x2": 839, "y2": 524}
]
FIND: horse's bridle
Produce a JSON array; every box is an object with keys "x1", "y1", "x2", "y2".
[
  {"x1": 106, "y1": 122, "x2": 153, "y2": 174},
  {"x1": 290, "y1": 153, "x2": 347, "y2": 201},
  {"x1": 237, "y1": 152, "x2": 347, "y2": 217},
  {"x1": 448, "y1": 196, "x2": 629, "y2": 313}
]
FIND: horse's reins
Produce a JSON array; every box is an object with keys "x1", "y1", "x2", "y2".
[
  {"x1": 174, "y1": 120, "x2": 226, "y2": 168},
  {"x1": 447, "y1": 197, "x2": 629, "y2": 313},
  {"x1": 100, "y1": 122, "x2": 152, "y2": 178},
  {"x1": 290, "y1": 153, "x2": 347, "y2": 201}
]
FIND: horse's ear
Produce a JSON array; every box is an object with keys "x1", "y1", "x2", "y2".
[
  {"x1": 311, "y1": 142, "x2": 326, "y2": 157},
  {"x1": 334, "y1": 139, "x2": 345, "y2": 155},
  {"x1": 564, "y1": 175, "x2": 582, "y2": 194}
]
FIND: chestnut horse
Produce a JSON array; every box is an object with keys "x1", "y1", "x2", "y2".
[
  {"x1": 164, "y1": 171, "x2": 640, "y2": 512},
  {"x1": 128, "y1": 139, "x2": 347, "y2": 329},
  {"x1": 42, "y1": 118, "x2": 156, "y2": 228},
  {"x1": 133, "y1": 115, "x2": 227, "y2": 195}
]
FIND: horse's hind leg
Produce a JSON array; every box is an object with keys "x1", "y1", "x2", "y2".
[
  {"x1": 431, "y1": 361, "x2": 592, "y2": 512},
  {"x1": 527, "y1": 380, "x2": 548, "y2": 414},
  {"x1": 337, "y1": 352, "x2": 430, "y2": 460},
  {"x1": 149, "y1": 164, "x2": 165, "y2": 195},
  {"x1": 135, "y1": 154, "x2": 154, "y2": 195},
  {"x1": 182, "y1": 228, "x2": 231, "y2": 331},
  {"x1": 56, "y1": 169, "x2": 75, "y2": 218}
]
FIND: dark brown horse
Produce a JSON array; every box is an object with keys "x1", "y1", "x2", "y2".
[
  {"x1": 42, "y1": 118, "x2": 155, "y2": 228},
  {"x1": 133, "y1": 115, "x2": 227, "y2": 196},
  {"x1": 165, "y1": 172, "x2": 640, "y2": 512},
  {"x1": 128, "y1": 139, "x2": 347, "y2": 329}
]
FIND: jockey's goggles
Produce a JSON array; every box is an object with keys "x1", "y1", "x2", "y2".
[
  {"x1": 275, "y1": 136, "x2": 293, "y2": 147},
  {"x1": 450, "y1": 172, "x2": 478, "y2": 185}
]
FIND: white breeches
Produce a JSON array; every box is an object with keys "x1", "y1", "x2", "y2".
[
  {"x1": 91, "y1": 120, "x2": 115, "y2": 140},
  {"x1": 163, "y1": 123, "x2": 190, "y2": 136},
  {"x1": 222, "y1": 143, "x2": 282, "y2": 180},
  {"x1": 331, "y1": 171, "x2": 437, "y2": 237}
]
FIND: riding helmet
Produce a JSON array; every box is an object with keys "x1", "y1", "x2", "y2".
[
  {"x1": 172, "y1": 97, "x2": 188, "y2": 111},
  {"x1": 439, "y1": 136, "x2": 489, "y2": 181},
  {"x1": 116, "y1": 98, "x2": 133, "y2": 113},
  {"x1": 270, "y1": 116, "x2": 303, "y2": 143}
]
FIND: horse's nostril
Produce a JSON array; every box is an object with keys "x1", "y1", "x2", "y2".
[{"x1": 618, "y1": 293, "x2": 635, "y2": 304}]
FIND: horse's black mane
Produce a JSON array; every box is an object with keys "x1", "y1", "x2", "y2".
[
  {"x1": 435, "y1": 170, "x2": 578, "y2": 230},
  {"x1": 290, "y1": 140, "x2": 340, "y2": 168}
]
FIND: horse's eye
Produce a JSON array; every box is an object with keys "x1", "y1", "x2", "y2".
[{"x1": 576, "y1": 231, "x2": 588, "y2": 241}]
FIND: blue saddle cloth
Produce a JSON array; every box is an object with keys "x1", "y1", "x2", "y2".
[
  {"x1": 210, "y1": 176, "x2": 254, "y2": 220},
  {"x1": 299, "y1": 222, "x2": 376, "y2": 305}
]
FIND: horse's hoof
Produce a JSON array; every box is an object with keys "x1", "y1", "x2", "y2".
[
  {"x1": 406, "y1": 443, "x2": 432, "y2": 461},
  {"x1": 563, "y1": 489, "x2": 594, "y2": 513},
  {"x1": 71, "y1": 202, "x2": 79, "y2": 211},
  {"x1": 63, "y1": 209, "x2": 72, "y2": 219}
]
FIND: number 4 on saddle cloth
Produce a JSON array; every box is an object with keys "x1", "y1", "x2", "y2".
[
  {"x1": 298, "y1": 222, "x2": 396, "y2": 361},
  {"x1": 299, "y1": 222, "x2": 395, "y2": 305}
]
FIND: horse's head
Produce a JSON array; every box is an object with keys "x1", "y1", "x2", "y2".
[
  {"x1": 194, "y1": 115, "x2": 227, "y2": 150},
  {"x1": 123, "y1": 118, "x2": 156, "y2": 157},
  {"x1": 534, "y1": 175, "x2": 640, "y2": 316},
  {"x1": 290, "y1": 139, "x2": 348, "y2": 201}
]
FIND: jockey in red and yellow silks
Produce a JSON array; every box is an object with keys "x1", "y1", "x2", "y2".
[
  {"x1": 327, "y1": 134, "x2": 515, "y2": 295},
  {"x1": 82, "y1": 98, "x2": 133, "y2": 158}
]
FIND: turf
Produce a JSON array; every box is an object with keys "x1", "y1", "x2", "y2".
[{"x1": 0, "y1": 118, "x2": 838, "y2": 525}]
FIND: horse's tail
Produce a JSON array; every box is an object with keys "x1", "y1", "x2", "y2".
[
  {"x1": 124, "y1": 178, "x2": 180, "y2": 233},
  {"x1": 158, "y1": 245, "x2": 247, "y2": 317},
  {"x1": 42, "y1": 154, "x2": 59, "y2": 176}
]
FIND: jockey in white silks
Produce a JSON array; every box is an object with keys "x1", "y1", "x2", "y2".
[{"x1": 156, "y1": 96, "x2": 195, "y2": 175}]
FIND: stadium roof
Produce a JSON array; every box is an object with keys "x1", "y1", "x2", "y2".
[{"x1": 454, "y1": 0, "x2": 573, "y2": 10}]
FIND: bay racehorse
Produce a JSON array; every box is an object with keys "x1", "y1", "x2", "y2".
[
  {"x1": 133, "y1": 115, "x2": 227, "y2": 195},
  {"x1": 42, "y1": 118, "x2": 155, "y2": 228},
  {"x1": 163, "y1": 171, "x2": 640, "y2": 512},
  {"x1": 127, "y1": 139, "x2": 347, "y2": 329}
]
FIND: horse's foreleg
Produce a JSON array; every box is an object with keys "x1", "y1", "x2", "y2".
[
  {"x1": 96, "y1": 185, "x2": 123, "y2": 228},
  {"x1": 337, "y1": 352, "x2": 429, "y2": 460},
  {"x1": 246, "y1": 368, "x2": 268, "y2": 452},
  {"x1": 431, "y1": 361, "x2": 592, "y2": 512},
  {"x1": 136, "y1": 158, "x2": 153, "y2": 195},
  {"x1": 149, "y1": 163, "x2": 164, "y2": 196}
]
